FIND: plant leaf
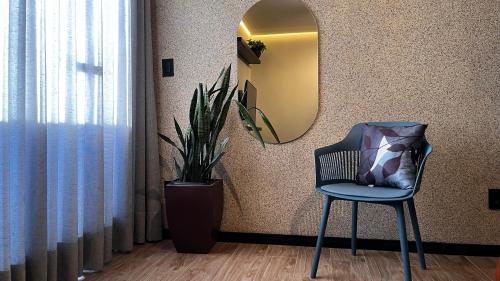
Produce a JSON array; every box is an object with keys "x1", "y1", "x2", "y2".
[
  {"x1": 207, "y1": 68, "x2": 225, "y2": 97},
  {"x1": 388, "y1": 143, "x2": 406, "y2": 152},
  {"x1": 381, "y1": 128, "x2": 399, "y2": 137},
  {"x1": 198, "y1": 83, "x2": 205, "y2": 110},
  {"x1": 174, "y1": 118, "x2": 185, "y2": 149},
  {"x1": 210, "y1": 84, "x2": 238, "y2": 156},
  {"x1": 158, "y1": 133, "x2": 187, "y2": 162},
  {"x1": 382, "y1": 156, "x2": 401, "y2": 178},
  {"x1": 189, "y1": 89, "x2": 198, "y2": 132},
  {"x1": 174, "y1": 158, "x2": 183, "y2": 180},
  {"x1": 210, "y1": 68, "x2": 232, "y2": 129},
  {"x1": 158, "y1": 133, "x2": 179, "y2": 149},
  {"x1": 238, "y1": 89, "x2": 247, "y2": 103},
  {"x1": 204, "y1": 137, "x2": 229, "y2": 175},
  {"x1": 197, "y1": 100, "x2": 210, "y2": 147},
  {"x1": 189, "y1": 89, "x2": 198, "y2": 128},
  {"x1": 235, "y1": 100, "x2": 265, "y2": 148},
  {"x1": 216, "y1": 137, "x2": 229, "y2": 157},
  {"x1": 254, "y1": 108, "x2": 280, "y2": 143},
  {"x1": 219, "y1": 65, "x2": 231, "y2": 99},
  {"x1": 366, "y1": 170, "x2": 376, "y2": 185},
  {"x1": 204, "y1": 151, "x2": 225, "y2": 173}
]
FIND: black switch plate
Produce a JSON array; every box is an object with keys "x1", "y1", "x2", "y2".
[
  {"x1": 162, "y1": 58, "x2": 174, "y2": 77},
  {"x1": 489, "y1": 189, "x2": 500, "y2": 210}
]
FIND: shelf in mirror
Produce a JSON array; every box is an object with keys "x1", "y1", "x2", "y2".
[{"x1": 237, "y1": 37, "x2": 261, "y2": 65}]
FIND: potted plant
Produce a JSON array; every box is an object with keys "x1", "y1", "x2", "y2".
[
  {"x1": 159, "y1": 65, "x2": 275, "y2": 253},
  {"x1": 247, "y1": 39, "x2": 267, "y2": 58}
]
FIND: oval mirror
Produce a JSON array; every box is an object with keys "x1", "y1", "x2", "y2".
[{"x1": 237, "y1": 0, "x2": 318, "y2": 144}]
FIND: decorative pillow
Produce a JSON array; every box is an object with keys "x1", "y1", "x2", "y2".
[{"x1": 356, "y1": 124, "x2": 427, "y2": 189}]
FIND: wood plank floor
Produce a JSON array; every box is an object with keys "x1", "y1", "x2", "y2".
[{"x1": 85, "y1": 240, "x2": 498, "y2": 281}]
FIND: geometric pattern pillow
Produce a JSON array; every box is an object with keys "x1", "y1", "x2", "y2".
[{"x1": 356, "y1": 124, "x2": 427, "y2": 189}]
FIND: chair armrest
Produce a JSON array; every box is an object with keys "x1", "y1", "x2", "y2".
[{"x1": 410, "y1": 143, "x2": 433, "y2": 196}]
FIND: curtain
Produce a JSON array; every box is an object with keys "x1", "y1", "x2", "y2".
[
  {"x1": 0, "y1": 0, "x2": 162, "y2": 280},
  {"x1": 132, "y1": 0, "x2": 163, "y2": 244}
]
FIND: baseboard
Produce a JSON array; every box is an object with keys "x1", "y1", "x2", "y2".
[
  {"x1": 215, "y1": 231, "x2": 499, "y2": 257},
  {"x1": 162, "y1": 230, "x2": 498, "y2": 257}
]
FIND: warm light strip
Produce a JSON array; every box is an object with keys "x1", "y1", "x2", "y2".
[
  {"x1": 252, "y1": 31, "x2": 318, "y2": 38},
  {"x1": 239, "y1": 21, "x2": 252, "y2": 37},
  {"x1": 240, "y1": 20, "x2": 317, "y2": 38}
]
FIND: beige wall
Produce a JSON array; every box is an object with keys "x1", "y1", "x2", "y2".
[
  {"x1": 152, "y1": 0, "x2": 500, "y2": 245},
  {"x1": 251, "y1": 34, "x2": 318, "y2": 143}
]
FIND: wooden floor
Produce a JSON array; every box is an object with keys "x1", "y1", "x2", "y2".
[{"x1": 85, "y1": 240, "x2": 498, "y2": 281}]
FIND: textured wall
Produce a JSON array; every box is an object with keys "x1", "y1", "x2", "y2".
[{"x1": 152, "y1": 0, "x2": 500, "y2": 245}]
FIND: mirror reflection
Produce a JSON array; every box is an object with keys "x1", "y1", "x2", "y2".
[{"x1": 237, "y1": 0, "x2": 318, "y2": 144}]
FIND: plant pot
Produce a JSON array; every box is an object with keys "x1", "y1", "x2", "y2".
[{"x1": 164, "y1": 179, "x2": 223, "y2": 254}]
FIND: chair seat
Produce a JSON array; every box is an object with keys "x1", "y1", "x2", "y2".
[{"x1": 319, "y1": 183, "x2": 412, "y2": 200}]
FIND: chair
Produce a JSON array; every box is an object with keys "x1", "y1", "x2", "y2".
[{"x1": 310, "y1": 122, "x2": 432, "y2": 281}]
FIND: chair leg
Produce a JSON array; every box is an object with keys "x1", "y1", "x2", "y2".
[
  {"x1": 407, "y1": 198, "x2": 426, "y2": 270},
  {"x1": 310, "y1": 195, "x2": 333, "y2": 279},
  {"x1": 395, "y1": 202, "x2": 412, "y2": 281},
  {"x1": 351, "y1": 201, "x2": 358, "y2": 256}
]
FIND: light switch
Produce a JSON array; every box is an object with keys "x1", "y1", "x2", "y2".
[
  {"x1": 489, "y1": 189, "x2": 500, "y2": 210},
  {"x1": 162, "y1": 58, "x2": 174, "y2": 77}
]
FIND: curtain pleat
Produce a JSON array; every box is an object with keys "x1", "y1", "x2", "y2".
[
  {"x1": 7, "y1": 1, "x2": 27, "y2": 279},
  {"x1": 132, "y1": 0, "x2": 163, "y2": 245},
  {"x1": 25, "y1": 0, "x2": 49, "y2": 279},
  {"x1": 0, "y1": 0, "x2": 162, "y2": 280}
]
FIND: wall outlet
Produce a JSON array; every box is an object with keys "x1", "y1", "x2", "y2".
[{"x1": 489, "y1": 189, "x2": 500, "y2": 210}]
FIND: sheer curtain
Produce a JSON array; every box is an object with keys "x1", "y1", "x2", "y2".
[{"x1": 0, "y1": 0, "x2": 162, "y2": 280}]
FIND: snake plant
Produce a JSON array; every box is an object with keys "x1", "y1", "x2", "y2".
[{"x1": 159, "y1": 65, "x2": 278, "y2": 183}]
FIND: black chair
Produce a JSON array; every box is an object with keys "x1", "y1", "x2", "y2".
[{"x1": 310, "y1": 122, "x2": 432, "y2": 281}]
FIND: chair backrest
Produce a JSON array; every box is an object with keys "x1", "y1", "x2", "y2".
[{"x1": 315, "y1": 122, "x2": 432, "y2": 197}]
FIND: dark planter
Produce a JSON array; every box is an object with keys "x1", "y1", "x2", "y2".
[
  {"x1": 164, "y1": 179, "x2": 223, "y2": 254},
  {"x1": 252, "y1": 48, "x2": 262, "y2": 58}
]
